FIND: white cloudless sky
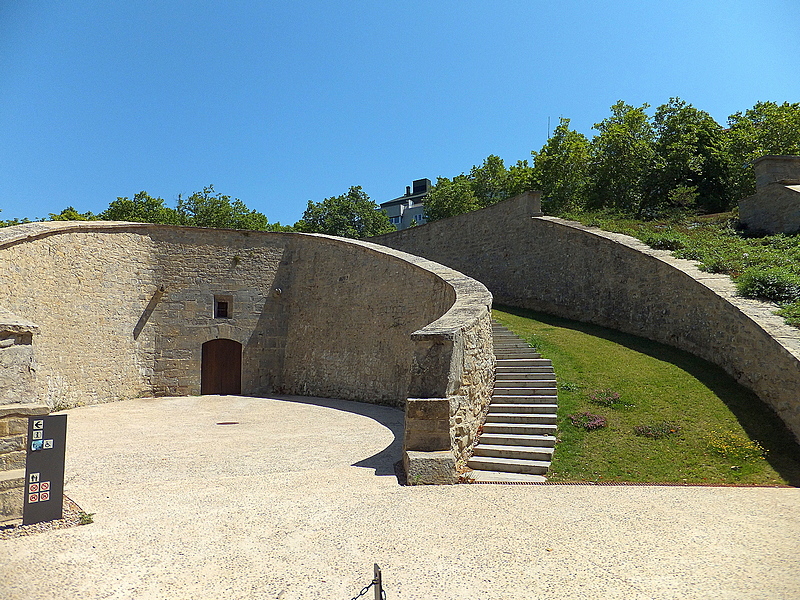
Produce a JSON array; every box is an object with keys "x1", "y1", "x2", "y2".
[{"x1": 1, "y1": 0, "x2": 798, "y2": 224}]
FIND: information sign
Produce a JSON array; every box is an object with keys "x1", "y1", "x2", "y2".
[{"x1": 22, "y1": 414, "x2": 67, "y2": 525}]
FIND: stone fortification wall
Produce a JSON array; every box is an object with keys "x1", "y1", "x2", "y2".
[
  {"x1": 738, "y1": 155, "x2": 800, "y2": 234},
  {"x1": 0, "y1": 222, "x2": 481, "y2": 410},
  {"x1": 373, "y1": 192, "x2": 800, "y2": 443},
  {"x1": 278, "y1": 235, "x2": 456, "y2": 406},
  {"x1": 0, "y1": 224, "x2": 159, "y2": 408}
]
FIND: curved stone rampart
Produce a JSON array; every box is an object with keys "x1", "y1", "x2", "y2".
[
  {"x1": 373, "y1": 192, "x2": 800, "y2": 443},
  {"x1": 0, "y1": 222, "x2": 492, "y2": 420}
]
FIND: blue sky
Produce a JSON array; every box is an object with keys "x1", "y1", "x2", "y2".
[{"x1": 1, "y1": 1, "x2": 798, "y2": 225}]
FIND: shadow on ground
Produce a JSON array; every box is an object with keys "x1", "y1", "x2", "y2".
[
  {"x1": 496, "y1": 304, "x2": 800, "y2": 486},
  {"x1": 270, "y1": 395, "x2": 405, "y2": 481}
]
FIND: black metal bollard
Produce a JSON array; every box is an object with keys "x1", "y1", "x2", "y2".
[{"x1": 373, "y1": 564, "x2": 382, "y2": 600}]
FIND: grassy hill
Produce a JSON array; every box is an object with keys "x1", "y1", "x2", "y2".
[{"x1": 493, "y1": 306, "x2": 800, "y2": 486}]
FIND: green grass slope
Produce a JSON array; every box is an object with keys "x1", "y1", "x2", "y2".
[{"x1": 493, "y1": 306, "x2": 800, "y2": 486}]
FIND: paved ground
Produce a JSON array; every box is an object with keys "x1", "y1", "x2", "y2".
[{"x1": 1, "y1": 395, "x2": 799, "y2": 600}]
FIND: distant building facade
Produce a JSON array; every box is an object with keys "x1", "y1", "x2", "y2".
[{"x1": 380, "y1": 179, "x2": 431, "y2": 230}]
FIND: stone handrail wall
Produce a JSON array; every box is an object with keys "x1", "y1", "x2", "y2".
[{"x1": 373, "y1": 192, "x2": 800, "y2": 443}]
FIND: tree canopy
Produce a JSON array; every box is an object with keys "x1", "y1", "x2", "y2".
[
  {"x1": 424, "y1": 155, "x2": 534, "y2": 222},
  {"x1": 294, "y1": 186, "x2": 394, "y2": 238},
  {"x1": 424, "y1": 98, "x2": 800, "y2": 222}
]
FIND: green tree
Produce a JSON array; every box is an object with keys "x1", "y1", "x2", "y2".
[
  {"x1": 49, "y1": 207, "x2": 100, "y2": 221},
  {"x1": 0, "y1": 209, "x2": 31, "y2": 227},
  {"x1": 648, "y1": 98, "x2": 729, "y2": 213},
  {"x1": 423, "y1": 175, "x2": 480, "y2": 221},
  {"x1": 100, "y1": 191, "x2": 183, "y2": 224},
  {"x1": 506, "y1": 159, "x2": 536, "y2": 198},
  {"x1": 177, "y1": 185, "x2": 270, "y2": 230},
  {"x1": 532, "y1": 117, "x2": 591, "y2": 213},
  {"x1": 725, "y1": 101, "x2": 800, "y2": 201},
  {"x1": 294, "y1": 186, "x2": 394, "y2": 238},
  {"x1": 470, "y1": 154, "x2": 510, "y2": 207},
  {"x1": 588, "y1": 101, "x2": 656, "y2": 214}
]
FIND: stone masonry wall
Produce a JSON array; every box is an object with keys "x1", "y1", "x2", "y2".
[
  {"x1": 0, "y1": 222, "x2": 496, "y2": 490},
  {"x1": 373, "y1": 192, "x2": 800, "y2": 443},
  {"x1": 402, "y1": 266, "x2": 495, "y2": 483},
  {"x1": 0, "y1": 404, "x2": 48, "y2": 522},
  {"x1": 0, "y1": 225, "x2": 158, "y2": 408},
  {"x1": 738, "y1": 155, "x2": 800, "y2": 234},
  {"x1": 0, "y1": 222, "x2": 486, "y2": 410},
  {"x1": 278, "y1": 235, "x2": 456, "y2": 406}
]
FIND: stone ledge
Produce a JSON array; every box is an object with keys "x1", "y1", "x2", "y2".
[
  {"x1": 0, "y1": 404, "x2": 49, "y2": 419},
  {"x1": 404, "y1": 450, "x2": 457, "y2": 485},
  {"x1": 0, "y1": 468, "x2": 24, "y2": 490}
]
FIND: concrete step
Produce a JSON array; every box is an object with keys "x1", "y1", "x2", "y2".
[
  {"x1": 483, "y1": 422, "x2": 558, "y2": 436},
  {"x1": 473, "y1": 444, "x2": 555, "y2": 461},
  {"x1": 467, "y1": 455, "x2": 550, "y2": 475},
  {"x1": 465, "y1": 470, "x2": 548, "y2": 483},
  {"x1": 493, "y1": 379, "x2": 556, "y2": 388},
  {"x1": 495, "y1": 372, "x2": 557, "y2": 381},
  {"x1": 492, "y1": 395, "x2": 557, "y2": 404},
  {"x1": 496, "y1": 358, "x2": 552, "y2": 367},
  {"x1": 495, "y1": 364, "x2": 554, "y2": 373},
  {"x1": 477, "y1": 433, "x2": 556, "y2": 447},
  {"x1": 485, "y1": 412, "x2": 557, "y2": 425},
  {"x1": 488, "y1": 403, "x2": 559, "y2": 413},
  {"x1": 493, "y1": 387, "x2": 558, "y2": 396}
]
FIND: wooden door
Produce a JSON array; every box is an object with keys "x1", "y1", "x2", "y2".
[{"x1": 201, "y1": 339, "x2": 242, "y2": 395}]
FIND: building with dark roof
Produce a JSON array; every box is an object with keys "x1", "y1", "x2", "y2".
[{"x1": 380, "y1": 178, "x2": 431, "y2": 230}]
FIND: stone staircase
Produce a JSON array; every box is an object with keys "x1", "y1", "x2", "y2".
[{"x1": 466, "y1": 321, "x2": 557, "y2": 482}]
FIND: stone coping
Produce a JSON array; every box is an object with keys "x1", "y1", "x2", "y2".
[
  {"x1": 536, "y1": 215, "x2": 800, "y2": 359},
  {"x1": 0, "y1": 220, "x2": 492, "y2": 344},
  {"x1": 0, "y1": 308, "x2": 38, "y2": 333},
  {"x1": 0, "y1": 404, "x2": 49, "y2": 419}
]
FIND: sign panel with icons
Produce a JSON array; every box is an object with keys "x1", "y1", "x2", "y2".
[{"x1": 23, "y1": 415, "x2": 67, "y2": 525}]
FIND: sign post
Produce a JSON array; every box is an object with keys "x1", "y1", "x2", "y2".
[{"x1": 22, "y1": 414, "x2": 67, "y2": 525}]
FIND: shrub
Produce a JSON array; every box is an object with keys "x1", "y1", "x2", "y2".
[
  {"x1": 634, "y1": 422, "x2": 681, "y2": 439},
  {"x1": 777, "y1": 301, "x2": 800, "y2": 326},
  {"x1": 674, "y1": 247, "x2": 703, "y2": 261},
  {"x1": 587, "y1": 388, "x2": 633, "y2": 408},
  {"x1": 736, "y1": 266, "x2": 800, "y2": 303},
  {"x1": 700, "y1": 255, "x2": 738, "y2": 275},
  {"x1": 569, "y1": 412, "x2": 607, "y2": 430},
  {"x1": 643, "y1": 235, "x2": 685, "y2": 251},
  {"x1": 705, "y1": 430, "x2": 766, "y2": 461}
]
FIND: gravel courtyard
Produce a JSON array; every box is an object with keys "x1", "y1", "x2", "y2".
[{"x1": 1, "y1": 395, "x2": 798, "y2": 600}]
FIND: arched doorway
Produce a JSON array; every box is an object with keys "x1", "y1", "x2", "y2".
[{"x1": 201, "y1": 339, "x2": 242, "y2": 395}]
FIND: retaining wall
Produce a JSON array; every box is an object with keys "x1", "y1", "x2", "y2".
[
  {"x1": 373, "y1": 192, "x2": 800, "y2": 443},
  {"x1": 0, "y1": 222, "x2": 494, "y2": 501}
]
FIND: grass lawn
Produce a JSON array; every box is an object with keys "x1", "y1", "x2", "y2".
[{"x1": 493, "y1": 305, "x2": 800, "y2": 486}]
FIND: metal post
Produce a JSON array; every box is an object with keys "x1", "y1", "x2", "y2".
[{"x1": 373, "y1": 564, "x2": 382, "y2": 600}]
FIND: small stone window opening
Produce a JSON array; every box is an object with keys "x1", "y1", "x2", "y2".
[{"x1": 214, "y1": 295, "x2": 233, "y2": 319}]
